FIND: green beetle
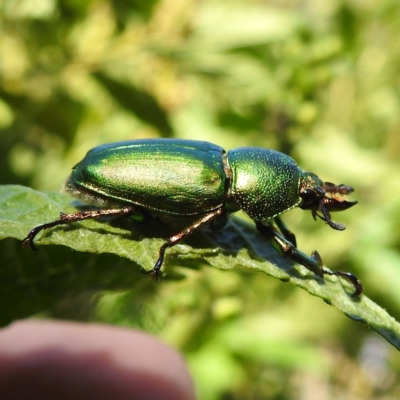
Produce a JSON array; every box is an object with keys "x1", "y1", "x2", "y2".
[{"x1": 22, "y1": 139, "x2": 362, "y2": 296}]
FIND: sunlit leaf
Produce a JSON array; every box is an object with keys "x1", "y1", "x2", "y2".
[{"x1": 1, "y1": 185, "x2": 400, "y2": 349}]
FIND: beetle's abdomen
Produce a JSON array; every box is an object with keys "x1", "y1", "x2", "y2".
[
  {"x1": 65, "y1": 139, "x2": 227, "y2": 216},
  {"x1": 228, "y1": 148, "x2": 302, "y2": 220}
]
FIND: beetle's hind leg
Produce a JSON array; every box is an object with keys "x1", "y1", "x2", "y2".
[
  {"x1": 256, "y1": 219, "x2": 362, "y2": 296},
  {"x1": 146, "y1": 207, "x2": 225, "y2": 280},
  {"x1": 22, "y1": 207, "x2": 135, "y2": 250}
]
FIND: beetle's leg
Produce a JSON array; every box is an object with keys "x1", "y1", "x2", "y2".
[
  {"x1": 209, "y1": 213, "x2": 229, "y2": 231},
  {"x1": 146, "y1": 207, "x2": 225, "y2": 280},
  {"x1": 22, "y1": 207, "x2": 135, "y2": 250},
  {"x1": 255, "y1": 221, "x2": 363, "y2": 296},
  {"x1": 311, "y1": 251, "x2": 363, "y2": 297},
  {"x1": 256, "y1": 221, "x2": 322, "y2": 277},
  {"x1": 273, "y1": 216, "x2": 297, "y2": 247}
]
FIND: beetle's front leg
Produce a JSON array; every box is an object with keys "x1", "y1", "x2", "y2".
[
  {"x1": 146, "y1": 208, "x2": 225, "y2": 280},
  {"x1": 256, "y1": 221, "x2": 322, "y2": 277},
  {"x1": 255, "y1": 221, "x2": 363, "y2": 296}
]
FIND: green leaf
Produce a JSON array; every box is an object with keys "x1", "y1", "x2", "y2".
[
  {"x1": 191, "y1": 3, "x2": 301, "y2": 50},
  {"x1": 1, "y1": 184, "x2": 400, "y2": 349}
]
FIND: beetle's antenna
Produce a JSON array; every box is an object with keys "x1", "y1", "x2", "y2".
[{"x1": 319, "y1": 203, "x2": 346, "y2": 231}]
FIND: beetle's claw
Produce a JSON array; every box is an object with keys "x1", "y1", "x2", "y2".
[
  {"x1": 322, "y1": 267, "x2": 363, "y2": 297},
  {"x1": 152, "y1": 269, "x2": 161, "y2": 281},
  {"x1": 21, "y1": 234, "x2": 38, "y2": 251},
  {"x1": 143, "y1": 255, "x2": 163, "y2": 281},
  {"x1": 310, "y1": 250, "x2": 362, "y2": 296},
  {"x1": 343, "y1": 272, "x2": 363, "y2": 297},
  {"x1": 142, "y1": 267, "x2": 160, "y2": 280}
]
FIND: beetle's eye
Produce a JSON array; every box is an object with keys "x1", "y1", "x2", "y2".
[{"x1": 300, "y1": 189, "x2": 319, "y2": 207}]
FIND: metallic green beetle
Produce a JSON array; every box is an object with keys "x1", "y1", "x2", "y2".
[{"x1": 22, "y1": 139, "x2": 362, "y2": 296}]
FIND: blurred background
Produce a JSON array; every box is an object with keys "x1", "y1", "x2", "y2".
[{"x1": 1, "y1": 0, "x2": 400, "y2": 398}]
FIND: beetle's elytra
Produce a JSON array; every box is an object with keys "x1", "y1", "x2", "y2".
[{"x1": 22, "y1": 139, "x2": 362, "y2": 296}]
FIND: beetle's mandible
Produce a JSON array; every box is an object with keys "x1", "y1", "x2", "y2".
[{"x1": 22, "y1": 139, "x2": 362, "y2": 296}]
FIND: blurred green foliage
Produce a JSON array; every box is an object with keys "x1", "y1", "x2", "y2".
[{"x1": 1, "y1": 0, "x2": 400, "y2": 399}]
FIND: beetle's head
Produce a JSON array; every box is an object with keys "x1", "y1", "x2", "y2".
[{"x1": 299, "y1": 172, "x2": 357, "y2": 231}]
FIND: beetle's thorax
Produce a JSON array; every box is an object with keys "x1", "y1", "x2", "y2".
[{"x1": 227, "y1": 148, "x2": 303, "y2": 221}]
